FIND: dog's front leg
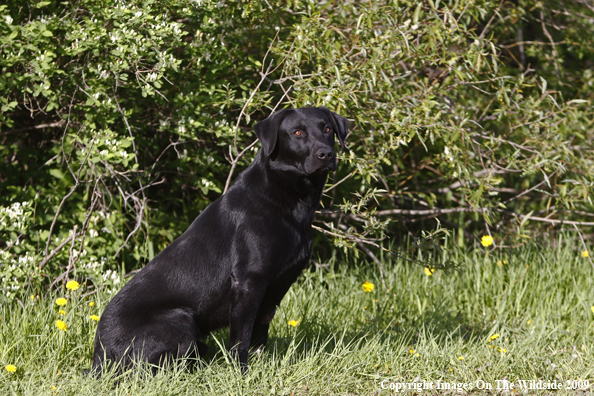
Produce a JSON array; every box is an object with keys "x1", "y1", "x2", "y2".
[{"x1": 229, "y1": 277, "x2": 267, "y2": 373}]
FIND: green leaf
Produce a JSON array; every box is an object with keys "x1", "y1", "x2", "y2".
[
  {"x1": 49, "y1": 169, "x2": 64, "y2": 179},
  {"x1": 1, "y1": 101, "x2": 17, "y2": 112},
  {"x1": 413, "y1": 3, "x2": 422, "y2": 24},
  {"x1": 520, "y1": 211, "x2": 534, "y2": 229},
  {"x1": 540, "y1": 76, "x2": 547, "y2": 94}
]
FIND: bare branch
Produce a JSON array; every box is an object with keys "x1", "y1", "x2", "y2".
[
  {"x1": 66, "y1": 225, "x2": 78, "y2": 279},
  {"x1": 502, "y1": 169, "x2": 558, "y2": 204},
  {"x1": 222, "y1": 56, "x2": 284, "y2": 194},
  {"x1": 39, "y1": 232, "x2": 78, "y2": 270},
  {"x1": 498, "y1": 210, "x2": 594, "y2": 227},
  {"x1": 336, "y1": 223, "x2": 387, "y2": 289},
  {"x1": 223, "y1": 32, "x2": 297, "y2": 194},
  {"x1": 113, "y1": 93, "x2": 148, "y2": 257},
  {"x1": 322, "y1": 205, "x2": 594, "y2": 227},
  {"x1": 44, "y1": 134, "x2": 95, "y2": 258},
  {"x1": 4, "y1": 120, "x2": 65, "y2": 135},
  {"x1": 479, "y1": 0, "x2": 504, "y2": 39},
  {"x1": 72, "y1": 183, "x2": 101, "y2": 270},
  {"x1": 540, "y1": 10, "x2": 560, "y2": 76},
  {"x1": 324, "y1": 169, "x2": 357, "y2": 193},
  {"x1": 375, "y1": 207, "x2": 487, "y2": 216},
  {"x1": 223, "y1": 139, "x2": 259, "y2": 194}
]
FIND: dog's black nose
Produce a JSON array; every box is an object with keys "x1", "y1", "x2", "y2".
[{"x1": 317, "y1": 148, "x2": 334, "y2": 161}]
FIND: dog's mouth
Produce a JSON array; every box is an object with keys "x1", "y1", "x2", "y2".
[
  {"x1": 315, "y1": 163, "x2": 336, "y2": 173},
  {"x1": 302, "y1": 156, "x2": 336, "y2": 175}
]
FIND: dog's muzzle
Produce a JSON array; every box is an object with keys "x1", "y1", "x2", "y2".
[{"x1": 316, "y1": 147, "x2": 336, "y2": 171}]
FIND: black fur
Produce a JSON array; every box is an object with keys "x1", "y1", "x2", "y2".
[{"x1": 89, "y1": 107, "x2": 349, "y2": 374}]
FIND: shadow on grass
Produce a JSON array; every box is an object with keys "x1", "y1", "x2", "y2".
[{"x1": 197, "y1": 299, "x2": 490, "y2": 368}]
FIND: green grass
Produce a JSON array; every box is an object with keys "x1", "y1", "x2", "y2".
[{"x1": 2, "y1": 236, "x2": 593, "y2": 395}]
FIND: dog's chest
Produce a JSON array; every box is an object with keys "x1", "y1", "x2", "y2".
[{"x1": 267, "y1": 217, "x2": 313, "y2": 277}]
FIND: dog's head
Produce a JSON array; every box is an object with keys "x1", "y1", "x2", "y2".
[{"x1": 254, "y1": 107, "x2": 348, "y2": 175}]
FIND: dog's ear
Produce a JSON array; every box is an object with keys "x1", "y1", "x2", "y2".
[
  {"x1": 320, "y1": 106, "x2": 349, "y2": 147},
  {"x1": 254, "y1": 110, "x2": 287, "y2": 157}
]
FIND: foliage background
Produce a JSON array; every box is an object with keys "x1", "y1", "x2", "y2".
[{"x1": 1, "y1": 0, "x2": 594, "y2": 297}]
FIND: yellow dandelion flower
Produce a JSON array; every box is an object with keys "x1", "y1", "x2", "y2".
[
  {"x1": 65, "y1": 280, "x2": 80, "y2": 291},
  {"x1": 582, "y1": 250, "x2": 589, "y2": 258},
  {"x1": 458, "y1": 356, "x2": 464, "y2": 360},
  {"x1": 527, "y1": 319, "x2": 531, "y2": 324},
  {"x1": 55, "y1": 320, "x2": 67, "y2": 331},
  {"x1": 89, "y1": 315, "x2": 100, "y2": 322},
  {"x1": 58, "y1": 310, "x2": 65, "y2": 315},
  {"x1": 288, "y1": 320, "x2": 300, "y2": 327},
  {"x1": 409, "y1": 349, "x2": 415, "y2": 355},
  {"x1": 591, "y1": 306, "x2": 594, "y2": 314},
  {"x1": 498, "y1": 347, "x2": 507, "y2": 353},
  {"x1": 5, "y1": 364, "x2": 17, "y2": 373},
  {"x1": 30, "y1": 295, "x2": 35, "y2": 300},
  {"x1": 488, "y1": 334, "x2": 500, "y2": 342},
  {"x1": 362, "y1": 281, "x2": 374, "y2": 292},
  {"x1": 424, "y1": 267, "x2": 434, "y2": 276},
  {"x1": 88, "y1": 302, "x2": 95, "y2": 307},
  {"x1": 481, "y1": 235, "x2": 494, "y2": 247},
  {"x1": 55, "y1": 298, "x2": 67, "y2": 306}
]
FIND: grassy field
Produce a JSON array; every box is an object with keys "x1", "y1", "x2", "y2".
[{"x1": 1, "y1": 236, "x2": 593, "y2": 395}]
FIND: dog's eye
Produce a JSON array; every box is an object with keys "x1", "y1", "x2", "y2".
[
  {"x1": 325, "y1": 127, "x2": 331, "y2": 133},
  {"x1": 294, "y1": 130, "x2": 302, "y2": 136}
]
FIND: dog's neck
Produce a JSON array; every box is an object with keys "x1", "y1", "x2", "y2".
[
  {"x1": 237, "y1": 152, "x2": 327, "y2": 222},
  {"x1": 266, "y1": 151, "x2": 326, "y2": 193}
]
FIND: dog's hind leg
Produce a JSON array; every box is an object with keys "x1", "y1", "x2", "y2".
[{"x1": 130, "y1": 308, "x2": 204, "y2": 371}]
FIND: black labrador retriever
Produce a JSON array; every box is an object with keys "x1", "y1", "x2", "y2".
[{"x1": 89, "y1": 106, "x2": 348, "y2": 374}]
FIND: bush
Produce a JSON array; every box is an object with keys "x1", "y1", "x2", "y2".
[
  {"x1": 271, "y1": 0, "x2": 594, "y2": 252},
  {"x1": 1, "y1": 0, "x2": 593, "y2": 296},
  {"x1": 0, "y1": 0, "x2": 289, "y2": 296}
]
